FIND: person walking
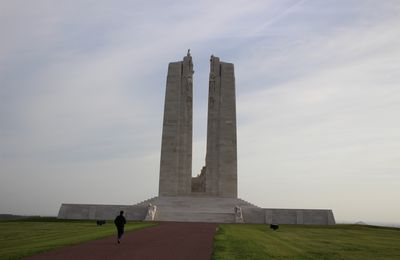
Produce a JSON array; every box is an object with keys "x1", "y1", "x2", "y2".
[{"x1": 114, "y1": 210, "x2": 126, "y2": 244}]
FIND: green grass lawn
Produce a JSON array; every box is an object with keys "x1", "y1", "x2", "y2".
[
  {"x1": 213, "y1": 224, "x2": 400, "y2": 260},
  {"x1": 0, "y1": 218, "x2": 155, "y2": 260}
]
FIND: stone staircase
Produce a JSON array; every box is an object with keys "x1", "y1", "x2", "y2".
[
  {"x1": 156, "y1": 211, "x2": 235, "y2": 223},
  {"x1": 236, "y1": 198, "x2": 261, "y2": 208},
  {"x1": 132, "y1": 196, "x2": 259, "y2": 223},
  {"x1": 134, "y1": 196, "x2": 158, "y2": 206}
]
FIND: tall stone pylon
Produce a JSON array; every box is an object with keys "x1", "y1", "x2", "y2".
[
  {"x1": 204, "y1": 55, "x2": 238, "y2": 197},
  {"x1": 159, "y1": 51, "x2": 193, "y2": 196}
]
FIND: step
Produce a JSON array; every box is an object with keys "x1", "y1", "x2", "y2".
[
  {"x1": 155, "y1": 211, "x2": 235, "y2": 223},
  {"x1": 135, "y1": 196, "x2": 258, "y2": 209}
]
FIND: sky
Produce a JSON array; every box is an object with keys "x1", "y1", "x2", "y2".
[{"x1": 1, "y1": 0, "x2": 399, "y2": 224}]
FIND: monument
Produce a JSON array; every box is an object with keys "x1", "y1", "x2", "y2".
[
  {"x1": 159, "y1": 52, "x2": 237, "y2": 198},
  {"x1": 58, "y1": 51, "x2": 335, "y2": 225}
]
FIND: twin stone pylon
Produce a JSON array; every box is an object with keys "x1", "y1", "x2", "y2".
[{"x1": 159, "y1": 51, "x2": 237, "y2": 198}]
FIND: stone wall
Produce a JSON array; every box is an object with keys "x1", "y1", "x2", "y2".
[
  {"x1": 58, "y1": 204, "x2": 147, "y2": 221},
  {"x1": 243, "y1": 208, "x2": 335, "y2": 225},
  {"x1": 191, "y1": 166, "x2": 206, "y2": 192}
]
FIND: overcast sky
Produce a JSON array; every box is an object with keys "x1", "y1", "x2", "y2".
[{"x1": 1, "y1": 0, "x2": 399, "y2": 224}]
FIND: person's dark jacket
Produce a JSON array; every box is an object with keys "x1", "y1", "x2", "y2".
[{"x1": 114, "y1": 215, "x2": 126, "y2": 228}]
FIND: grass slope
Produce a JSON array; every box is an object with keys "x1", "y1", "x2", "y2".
[
  {"x1": 0, "y1": 219, "x2": 155, "y2": 260},
  {"x1": 213, "y1": 224, "x2": 400, "y2": 260}
]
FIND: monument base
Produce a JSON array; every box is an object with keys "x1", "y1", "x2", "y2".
[{"x1": 58, "y1": 196, "x2": 335, "y2": 225}]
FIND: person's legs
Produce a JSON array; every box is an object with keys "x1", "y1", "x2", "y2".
[{"x1": 117, "y1": 227, "x2": 124, "y2": 243}]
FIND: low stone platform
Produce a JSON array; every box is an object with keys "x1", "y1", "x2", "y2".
[{"x1": 58, "y1": 196, "x2": 335, "y2": 225}]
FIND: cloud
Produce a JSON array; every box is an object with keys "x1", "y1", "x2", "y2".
[
  {"x1": 236, "y1": 11, "x2": 400, "y2": 222},
  {"x1": 0, "y1": 1, "x2": 399, "y2": 223}
]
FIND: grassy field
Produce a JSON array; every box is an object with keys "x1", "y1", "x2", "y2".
[
  {"x1": 213, "y1": 224, "x2": 400, "y2": 259},
  {"x1": 0, "y1": 218, "x2": 155, "y2": 260}
]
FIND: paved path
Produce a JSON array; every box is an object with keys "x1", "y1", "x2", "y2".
[{"x1": 24, "y1": 222, "x2": 218, "y2": 260}]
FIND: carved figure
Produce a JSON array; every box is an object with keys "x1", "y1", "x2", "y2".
[
  {"x1": 234, "y1": 205, "x2": 243, "y2": 223},
  {"x1": 146, "y1": 203, "x2": 157, "y2": 221}
]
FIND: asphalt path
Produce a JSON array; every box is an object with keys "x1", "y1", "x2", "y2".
[{"x1": 23, "y1": 222, "x2": 218, "y2": 260}]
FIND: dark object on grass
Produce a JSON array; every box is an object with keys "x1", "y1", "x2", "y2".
[
  {"x1": 270, "y1": 224, "x2": 279, "y2": 231},
  {"x1": 96, "y1": 220, "x2": 106, "y2": 226}
]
